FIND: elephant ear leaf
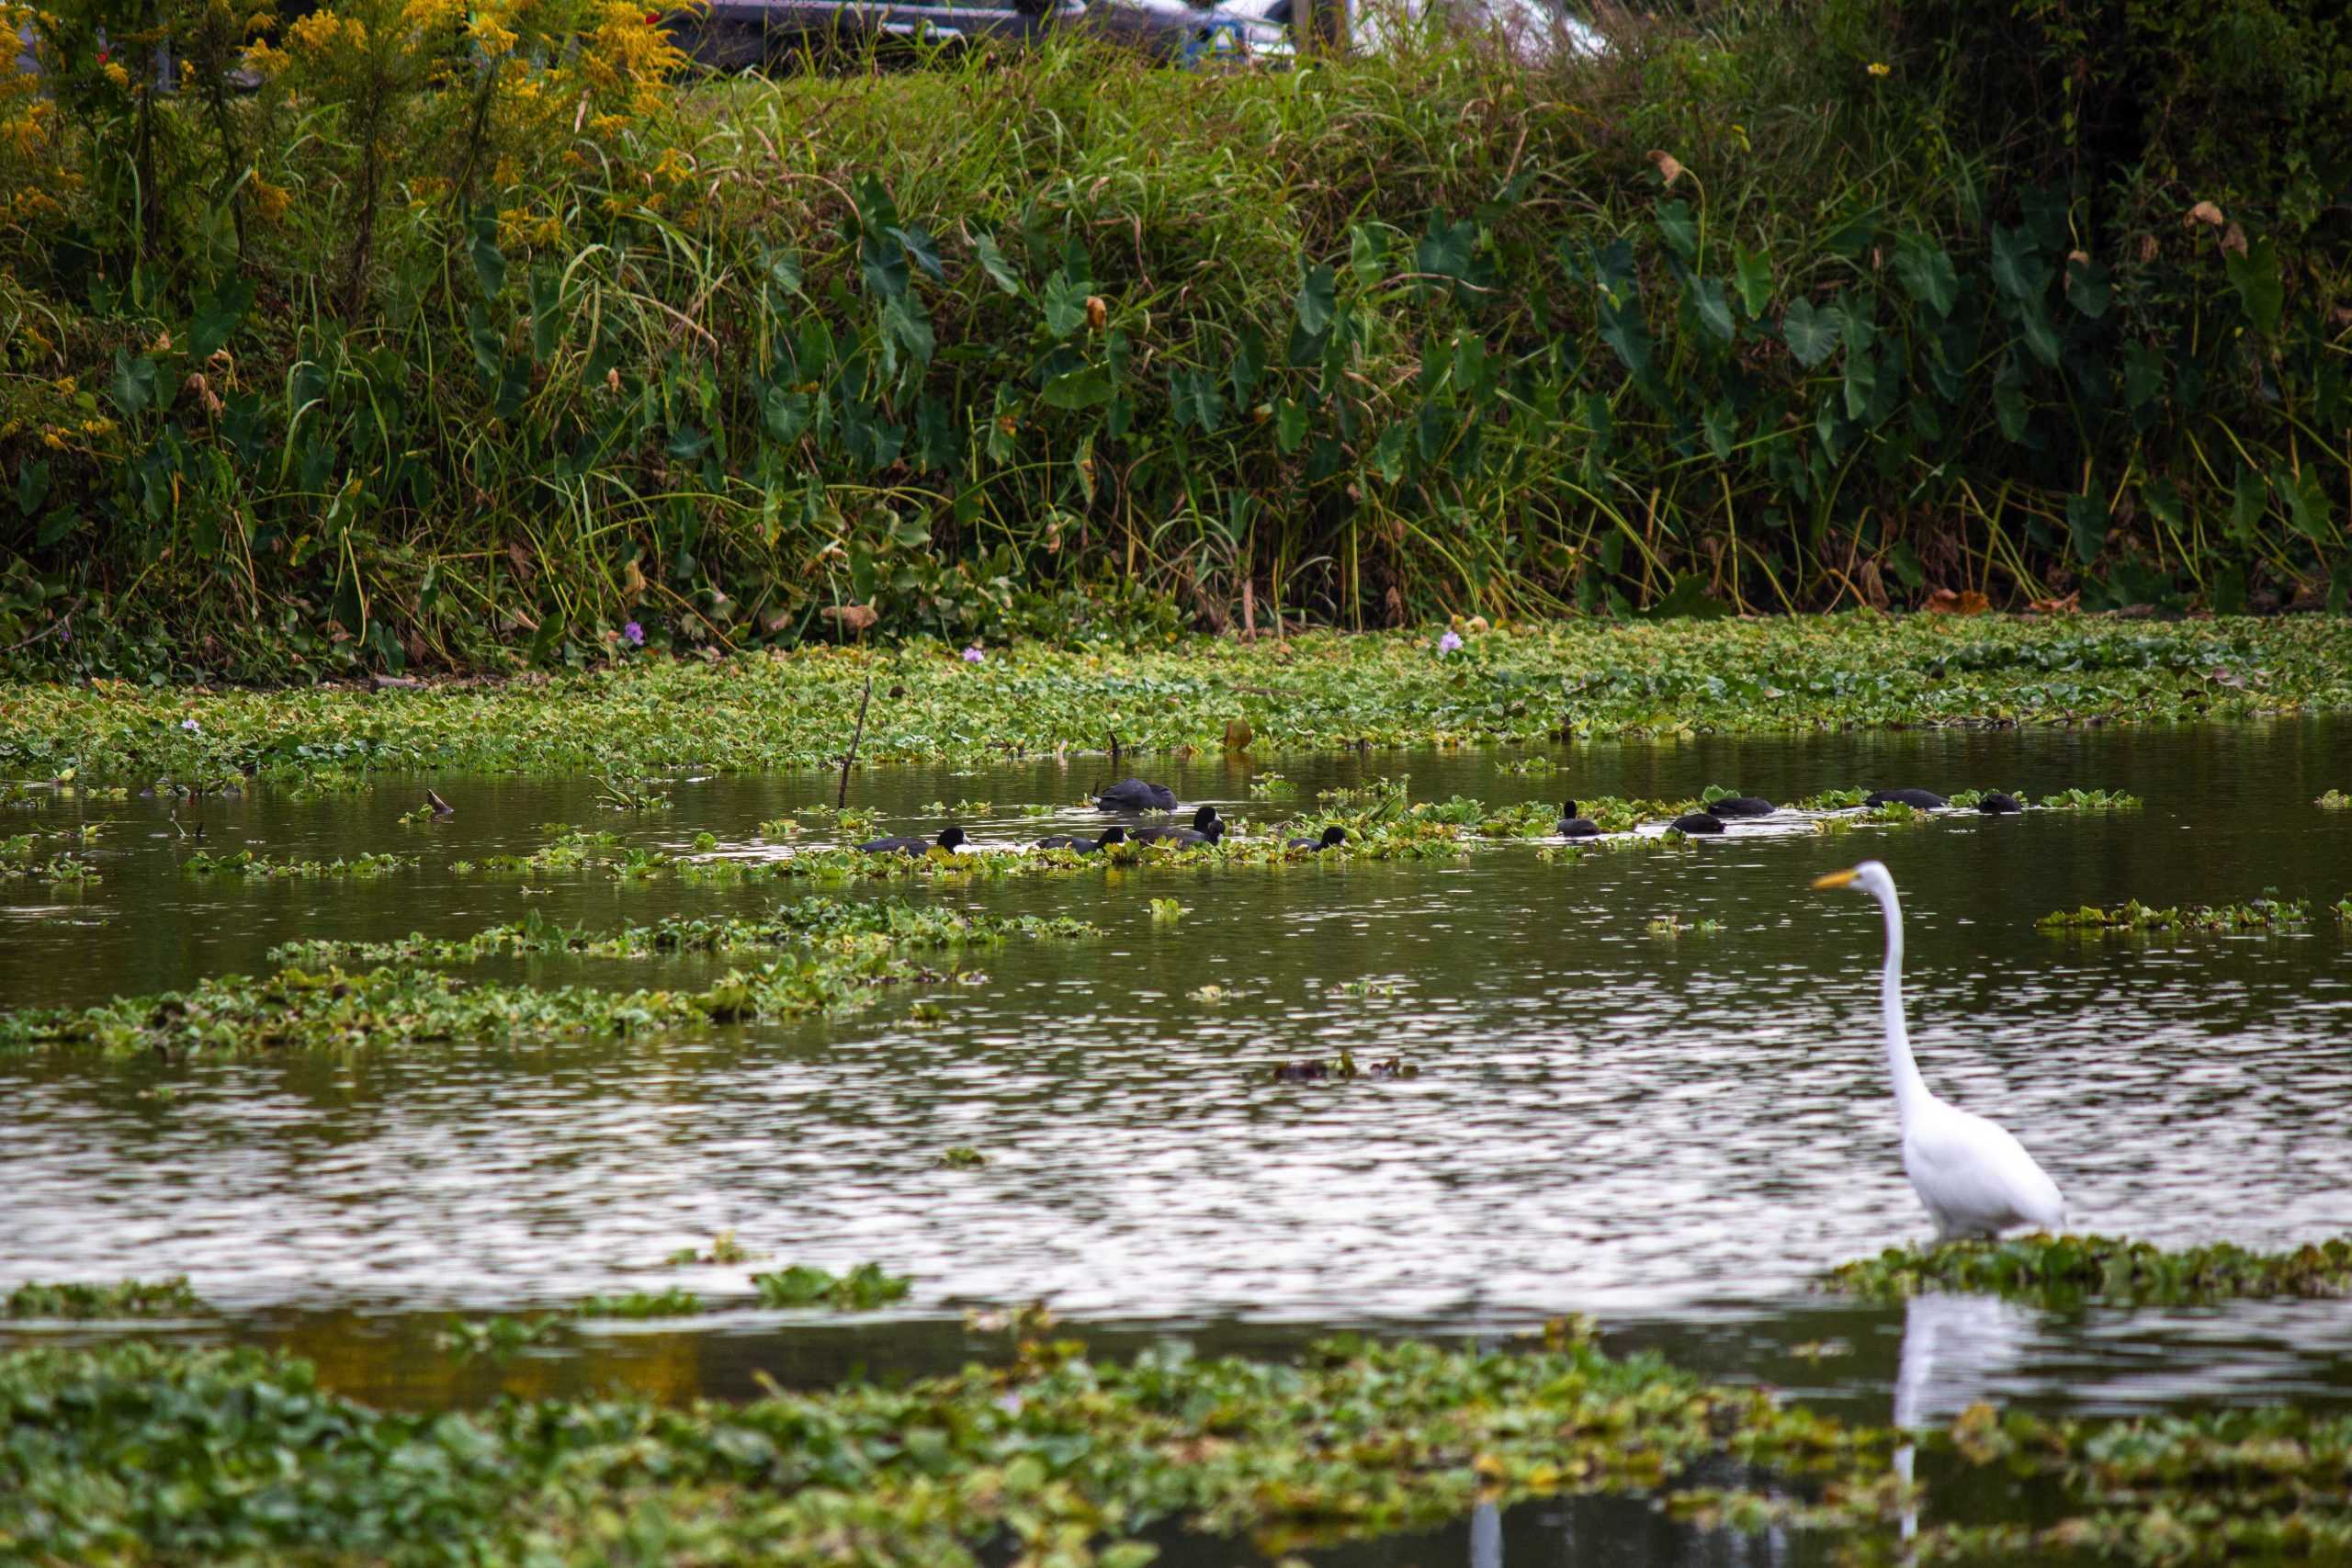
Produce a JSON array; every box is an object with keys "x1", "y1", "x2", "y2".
[{"x1": 1781, "y1": 298, "x2": 1840, "y2": 368}]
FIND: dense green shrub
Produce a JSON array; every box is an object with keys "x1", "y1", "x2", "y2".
[{"x1": 0, "y1": 0, "x2": 2346, "y2": 679}]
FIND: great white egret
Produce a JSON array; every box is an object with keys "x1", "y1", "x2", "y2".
[{"x1": 1813, "y1": 860, "x2": 2065, "y2": 1239}]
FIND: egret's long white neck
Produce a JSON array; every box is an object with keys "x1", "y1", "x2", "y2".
[{"x1": 1871, "y1": 877, "x2": 1930, "y2": 1120}]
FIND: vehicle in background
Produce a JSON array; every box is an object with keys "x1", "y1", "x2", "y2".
[{"x1": 671, "y1": 0, "x2": 1294, "y2": 71}]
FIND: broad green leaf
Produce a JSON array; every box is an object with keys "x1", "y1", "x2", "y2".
[
  {"x1": 2066, "y1": 492, "x2": 2108, "y2": 565},
  {"x1": 761, "y1": 386, "x2": 810, "y2": 445},
  {"x1": 1598, "y1": 296, "x2": 1651, "y2": 375},
  {"x1": 1993, "y1": 381, "x2": 2030, "y2": 443},
  {"x1": 2017, "y1": 302, "x2": 2063, "y2": 368},
  {"x1": 1842, "y1": 345, "x2": 1878, "y2": 420},
  {"x1": 1275, "y1": 397, "x2": 1307, "y2": 452},
  {"x1": 1040, "y1": 366, "x2": 1114, "y2": 410},
  {"x1": 972, "y1": 233, "x2": 1022, "y2": 296},
  {"x1": 1989, "y1": 225, "x2": 2047, "y2": 303},
  {"x1": 881, "y1": 298, "x2": 933, "y2": 371},
  {"x1": 764, "y1": 247, "x2": 804, "y2": 298},
  {"x1": 1690, "y1": 276, "x2": 1735, "y2": 343},
  {"x1": 2276, "y1": 466, "x2": 2331, "y2": 543},
  {"x1": 470, "y1": 218, "x2": 507, "y2": 299},
  {"x1": 1042, "y1": 270, "x2": 1090, "y2": 339},
  {"x1": 2122, "y1": 342, "x2": 2164, "y2": 410},
  {"x1": 1732, "y1": 243, "x2": 1772, "y2": 316},
  {"x1": 1894, "y1": 237, "x2": 1959, "y2": 317},
  {"x1": 1654, "y1": 199, "x2": 1697, "y2": 261},
  {"x1": 1294, "y1": 263, "x2": 1337, "y2": 336},
  {"x1": 2231, "y1": 466, "x2": 2267, "y2": 543},
  {"x1": 1702, "y1": 399, "x2": 1736, "y2": 460},
  {"x1": 2224, "y1": 235, "x2": 2283, "y2": 335},
  {"x1": 1349, "y1": 224, "x2": 1388, "y2": 288},
  {"x1": 888, "y1": 225, "x2": 943, "y2": 281},
  {"x1": 1781, "y1": 299, "x2": 1840, "y2": 367},
  {"x1": 2064, "y1": 257, "x2": 2112, "y2": 320},
  {"x1": 188, "y1": 277, "x2": 254, "y2": 360}
]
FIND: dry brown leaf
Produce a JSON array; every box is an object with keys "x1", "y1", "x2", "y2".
[
  {"x1": 1084, "y1": 295, "x2": 1107, "y2": 332},
  {"x1": 1223, "y1": 718, "x2": 1254, "y2": 752},
  {"x1": 1923, "y1": 587, "x2": 1991, "y2": 615},
  {"x1": 2187, "y1": 200, "x2": 2224, "y2": 228},
  {"x1": 1645, "y1": 149, "x2": 1685, "y2": 186},
  {"x1": 2221, "y1": 222, "x2": 2248, "y2": 257},
  {"x1": 2028, "y1": 591, "x2": 2081, "y2": 615},
  {"x1": 821, "y1": 603, "x2": 878, "y2": 634},
  {"x1": 620, "y1": 558, "x2": 647, "y2": 600}
]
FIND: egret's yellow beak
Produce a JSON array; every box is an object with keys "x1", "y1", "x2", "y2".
[{"x1": 1812, "y1": 867, "x2": 1860, "y2": 890}]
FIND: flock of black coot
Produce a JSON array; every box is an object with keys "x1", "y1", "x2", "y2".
[
  {"x1": 859, "y1": 778, "x2": 2026, "y2": 856},
  {"x1": 855, "y1": 780, "x2": 1350, "y2": 856},
  {"x1": 1556, "y1": 785, "x2": 2024, "y2": 839}
]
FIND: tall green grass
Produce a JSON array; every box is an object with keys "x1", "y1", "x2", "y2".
[{"x1": 1, "y1": 0, "x2": 2347, "y2": 678}]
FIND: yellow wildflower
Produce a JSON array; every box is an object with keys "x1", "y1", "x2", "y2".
[
  {"x1": 243, "y1": 39, "x2": 288, "y2": 75},
  {"x1": 1866, "y1": 61, "x2": 1890, "y2": 76},
  {"x1": 248, "y1": 178, "x2": 290, "y2": 222},
  {"x1": 103, "y1": 60, "x2": 130, "y2": 87}
]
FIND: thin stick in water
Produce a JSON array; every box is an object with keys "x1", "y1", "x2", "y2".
[{"x1": 838, "y1": 674, "x2": 873, "y2": 809}]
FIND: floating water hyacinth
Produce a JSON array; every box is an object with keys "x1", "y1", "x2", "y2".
[
  {"x1": 622, "y1": 621, "x2": 644, "y2": 648},
  {"x1": 1437, "y1": 630, "x2": 1464, "y2": 653},
  {"x1": 962, "y1": 645, "x2": 986, "y2": 663}
]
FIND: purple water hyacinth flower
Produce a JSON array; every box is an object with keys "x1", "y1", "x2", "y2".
[
  {"x1": 179, "y1": 717, "x2": 201, "y2": 733},
  {"x1": 1437, "y1": 629, "x2": 1464, "y2": 653},
  {"x1": 622, "y1": 621, "x2": 645, "y2": 648},
  {"x1": 962, "y1": 645, "x2": 986, "y2": 663}
]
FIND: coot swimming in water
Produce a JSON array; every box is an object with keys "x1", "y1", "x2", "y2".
[
  {"x1": 1976, "y1": 792, "x2": 2024, "y2": 815},
  {"x1": 1286, "y1": 825, "x2": 1347, "y2": 851},
  {"x1": 1668, "y1": 811, "x2": 1725, "y2": 835},
  {"x1": 1706, "y1": 795, "x2": 1776, "y2": 818},
  {"x1": 1095, "y1": 778, "x2": 1179, "y2": 812},
  {"x1": 1865, "y1": 788, "x2": 1949, "y2": 810},
  {"x1": 859, "y1": 826, "x2": 968, "y2": 855},
  {"x1": 1556, "y1": 800, "x2": 1600, "y2": 837},
  {"x1": 1036, "y1": 826, "x2": 1129, "y2": 853},
  {"x1": 1131, "y1": 806, "x2": 1220, "y2": 844}
]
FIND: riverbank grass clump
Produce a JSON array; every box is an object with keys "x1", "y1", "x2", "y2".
[{"x1": 1824, "y1": 1234, "x2": 2352, "y2": 1305}]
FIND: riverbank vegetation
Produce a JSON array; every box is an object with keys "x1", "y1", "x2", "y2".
[
  {"x1": 4, "y1": 0, "x2": 2348, "y2": 680},
  {"x1": 6, "y1": 616, "x2": 2348, "y2": 784}
]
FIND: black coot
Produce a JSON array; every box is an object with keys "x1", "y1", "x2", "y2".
[
  {"x1": 1132, "y1": 806, "x2": 1219, "y2": 844},
  {"x1": 1155, "y1": 818, "x2": 1227, "y2": 849},
  {"x1": 1095, "y1": 778, "x2": 1179, "y2": 812},
  {"x1": 1865, "y1": 788, "x2": 1949, "y2": 809},
  {"x1": 1036, "y1": 826, "x2": 1128, "y2": 853},
  {"x1": 1556, "y1": 800, "x2": 1600, "y2": 837},
  {"x1": 1668, "y1": 811, "x2": 1725, "y2": 835},
  {"x1": 1286, "y1": 826, "x2": 1347, "y2": 851},
  {"x1": 1976, "y1": 792, "x2": 2024, "y2": 815},
  {"x1": 1706, "y1": 795, "x2": 1776, "y2": 818},
  {"x1": 858, "y1": 826, "x2": 968, "y2": 855}
]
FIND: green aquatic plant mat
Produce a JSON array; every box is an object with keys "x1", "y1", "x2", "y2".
[
  {"x1": 2037, "y1": 897, "x2": 2311, "y2": 933},
  {"x1": 5, "y1": 618, "x2": 2342, "y2": 785},
  {"x1": 3, "y1": 1278, "x2": 203, "y2": 1319},
  {"x1": 1824, "y1": 1235, "x2": 2352, "y2": 1306},
  {"x1": 0, "y1": 1328, "x2": 1890, "y2": 1566},
  {"x1": 268, "y1": 897, "x2": 1098, "y2": 965}
]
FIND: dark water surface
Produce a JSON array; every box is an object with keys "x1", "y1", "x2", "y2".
[{"x1": 6, "y1": 720, "x2": 2352, "y2": 1562}]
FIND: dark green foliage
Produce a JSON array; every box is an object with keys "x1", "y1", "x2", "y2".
[{"x1": 3, "y1": 5, "x2": 2347, "y2": 679}]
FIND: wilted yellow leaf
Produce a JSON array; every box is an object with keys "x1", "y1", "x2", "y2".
[{"x1": 1645, "y1": 149, "x2": 1685, "y2": 186}]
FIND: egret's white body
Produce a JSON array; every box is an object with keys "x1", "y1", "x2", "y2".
[{"x1": 1815, "y1": 861, "x2": 2065, "y2": 1239}]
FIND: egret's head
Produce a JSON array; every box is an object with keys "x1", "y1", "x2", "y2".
[{"x1": 1813, "y1": 859, "x2": 1894, "y2": 899}]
